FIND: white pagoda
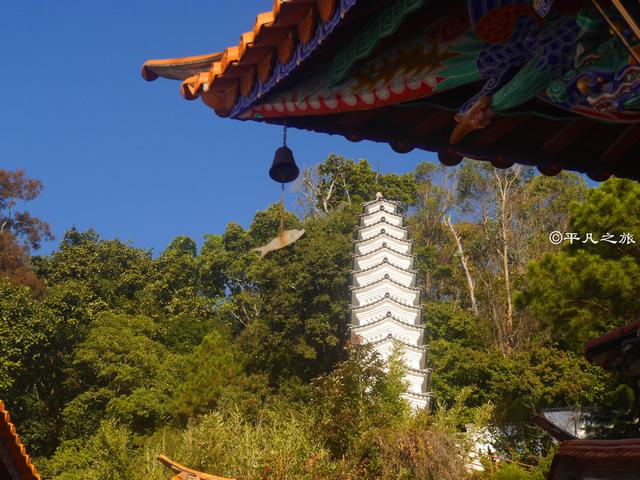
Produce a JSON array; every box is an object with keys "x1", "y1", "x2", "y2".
[{"x1": 350, "y1": 194, "x2": 430, "y2": 409}]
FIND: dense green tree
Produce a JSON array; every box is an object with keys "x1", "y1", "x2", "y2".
[
  {"x1": 172, "y1": 330, "x2": 254, "y2": 422},
  {"x1": 35, "y1": 229, "x2": 153, "y2": 313},
  {"x1": 236, "y1": 205, "x2": 355, "y2": 382},
  {"x1": 62, "y1": 313, "x2": 178, "y2": 439}
]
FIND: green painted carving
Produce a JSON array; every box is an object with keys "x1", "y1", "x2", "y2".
[
  {"x1": 492, "y1": 51, "x2": 554, "y2": 111},
  {"x1": 433, "y1": 33, "x2": 483, "y2": 93},
  {"x1": 327, "y1": 0, "x2": 426, "y2": 88}
]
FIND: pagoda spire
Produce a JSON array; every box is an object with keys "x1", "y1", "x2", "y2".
[{"x1": 350, "y1": 194, "x2": 430, "y2": 409}]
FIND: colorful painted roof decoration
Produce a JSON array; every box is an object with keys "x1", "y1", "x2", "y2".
[
  {"x1": 0, "y1": 400, "x2": 41, "y2": 480},
  {"x1": 143, "y1": 1, "x2": 640, "y2": 181}
]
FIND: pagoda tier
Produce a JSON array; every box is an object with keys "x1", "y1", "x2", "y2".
[
  {"x1": 353, "y1": 247, "x2": 415, "y2": 271},
  {"x1": 351, "y1": 277, "x2": 420, "y2": 307},
  {"x1": 356, "y1": 221, "x2": 408, "y2": 242},
  {"x1": 355, "y1": 232, "x2": 412, "y2": 255},
  {"x1": 352, "y1": 262, "x2": 416, "y2": 289},
  {"x1": 351, "y1": 297, "x2": 421, "y2": 325},
  {"x1": 351, "y1": 195, "x2": 430, "y2": 410},
  {"x1": 359, "y1": 209, "x2": 405, "y2": 228},
  {"x1": 363, "y1": 199, "x2": 402, "y2": 215}
]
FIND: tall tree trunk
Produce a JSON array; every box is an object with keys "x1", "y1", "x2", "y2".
[
  {"x1": 493, "y1": 169, "x2": 520, "y2": 348},
  {"x1": 444, "y1": 215, "x2": 479, "y2": 316}
]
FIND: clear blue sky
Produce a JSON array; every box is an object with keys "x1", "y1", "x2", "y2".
[{"x1": 2, "y1": 1, "x2": 437, "y2": 255}]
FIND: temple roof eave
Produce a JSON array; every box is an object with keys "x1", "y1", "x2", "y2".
[{"x1": 141, "y1": 0, "x2": 361, "y2": 117}]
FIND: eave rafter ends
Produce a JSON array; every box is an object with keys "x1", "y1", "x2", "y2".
[{"x1": 141, "y1": 0, "x2": 351, "y2": 116}]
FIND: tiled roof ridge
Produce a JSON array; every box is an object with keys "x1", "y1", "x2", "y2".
[
  {"x1": 352, "y1": 244, "x2": 415, "y2": 260},
  {"x1": 349, "y1": 275, "x2": 420, "y2": 292},
  {"x1": 0, "y1": 400, "x2": 41, "y2": 480},
  {"x1": 362, "y1": 198, "x2": 402, "y2": 207},
  {"x1": 356, "y1": 217, "x2": 409, "y2": 231},
  {"x1": 353, "y1": 232, "x2": 413, "y2": 245},
  {"x1": 353, "y1": 230, "x2": 410, "y2": 244},
  {"x1": 350, "y1": 295, "x2": 422, "y2": 311},
  {"x1": 358, "y1": 209, "x2": 406, "y2": 220},
  {"x1": 404, "y1": 366, "x2": 431, "y2": 374},
  {"x1": 367, "y1": 334, "x2": 428, "y2": 351},
  {"x1": 351, "y1": 258, "x2": 417, "y2": 275},
  {"x1": 351, "y1": 314, "x2": 424, "y2": 330},
  {"x1": 402, "y1": 391, "x2": 432, "y2": 399}
]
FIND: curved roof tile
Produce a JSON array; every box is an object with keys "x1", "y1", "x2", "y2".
[{"x1": 0, "y1": 400, "x2": 41, "y2": 480}]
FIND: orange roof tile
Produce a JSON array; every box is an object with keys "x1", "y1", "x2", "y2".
[
  {"x1": 0, "y1": 400, "x2": 41, "y2": 480},
  {"x1": 142, "y1": 0, "x2": 346, "y2": 117}
]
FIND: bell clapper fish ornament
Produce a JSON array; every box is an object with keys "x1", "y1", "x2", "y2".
[
  {"x1": 253, "y1": 123, "x2": 305, "y2": 258},
  {"x1": 252, "y1": 228, "x2": 306, "y2": 258}
]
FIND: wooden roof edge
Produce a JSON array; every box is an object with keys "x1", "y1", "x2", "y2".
[
  {"x1": 0, "y1": 400, "x2": 41, "y2": 480},
  {"x1": 585, "y1": 320, "x2": 640, "y2": 362},
  {"x1": 157, "y1": 455, "x2": 234, "y2": 480}
]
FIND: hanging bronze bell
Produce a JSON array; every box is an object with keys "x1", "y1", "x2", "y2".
[{"x1": 269, "y1": 145, "x2": 299, "y2": 183}]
